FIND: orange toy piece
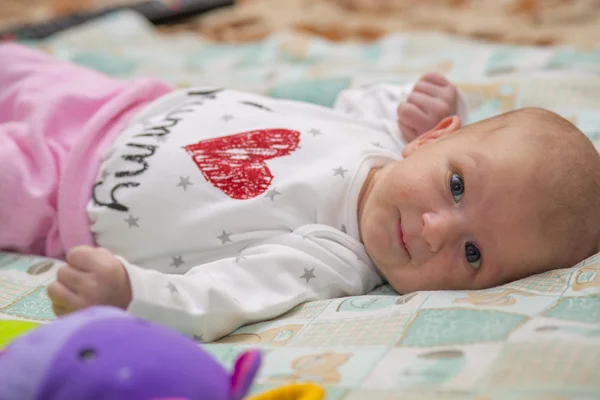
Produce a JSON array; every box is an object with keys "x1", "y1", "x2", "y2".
[{"x1": 248, "y1": 383, "x2": 325, "y2": 400}]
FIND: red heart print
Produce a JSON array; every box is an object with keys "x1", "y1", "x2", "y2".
[{"x1": 184, "y1": 129, "x2": 300, "y2": 199}]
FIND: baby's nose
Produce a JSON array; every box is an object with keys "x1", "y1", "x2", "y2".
[{"x1": 421, "y1": 211, "x2": 459, "y2": 253}]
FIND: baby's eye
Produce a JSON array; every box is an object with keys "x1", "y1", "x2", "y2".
[
  {"x1": 465, "y1": 242, "x2": 481, "y2": 270},
  {"x1": 449, "y1": 173, "x2": 464, "y2": 203}
]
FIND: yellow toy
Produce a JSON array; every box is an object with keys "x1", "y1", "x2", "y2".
[
  {"x1": 249, "y1": 382, "x2": 325, "y2": 400},
  {"x1": 0, "y1": 319, "x2": 40, "y2": 350}
]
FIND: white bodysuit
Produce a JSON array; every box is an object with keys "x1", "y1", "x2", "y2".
[{"x1": 87, "y1": 83, "x2": 469, "y2": 341}]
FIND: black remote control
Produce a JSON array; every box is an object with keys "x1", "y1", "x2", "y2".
[{"x1": 0, "y1": 0, "x2": 233, "y2": 41}]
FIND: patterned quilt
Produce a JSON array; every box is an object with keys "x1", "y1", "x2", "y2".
[{"x1": 2, "y1": 10, "x2": 600, "y2": 399}]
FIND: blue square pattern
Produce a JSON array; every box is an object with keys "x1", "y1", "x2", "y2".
[
  {"x1": 1, "y1": 286, "x2": 56, "y2": 321},
  {"x1": 543, "y1": 295, "x2": 600, "y2": 324},
  {"x1": 399, "y1": 309, "x2": 527, "y2": 347}
]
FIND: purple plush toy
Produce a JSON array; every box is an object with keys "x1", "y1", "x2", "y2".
[{"x1": 0, "y1": 306, "x2": 261, "y2": 400}]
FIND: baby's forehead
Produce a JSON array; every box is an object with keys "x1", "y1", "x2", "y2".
[
  {"x1": 461, "y1": 125, "x2": 548, "y2": 168},
  {"x1": 451, "y1": 132, "x2": 532, "y2": 171}
]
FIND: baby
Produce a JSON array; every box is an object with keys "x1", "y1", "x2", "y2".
[{"x1": 2, "y1": 44, "x2": 600, "y2": 341}]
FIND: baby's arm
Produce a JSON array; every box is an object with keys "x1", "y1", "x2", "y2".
[
  {"x1": 334, "y1": 73, "x2": 468, "y2": 143},
  {"x1": 48, "y1": 233, "x2": 376, "y2": 341}
]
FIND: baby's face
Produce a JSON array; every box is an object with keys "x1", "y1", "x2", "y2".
[{"x1": 358, "y1": 119, "x2": 556, "y2": 293}]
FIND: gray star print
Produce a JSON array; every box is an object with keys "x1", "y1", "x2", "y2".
[
  {"x1": 372, "y1": 141, "x2": 382, "y2": 148},
  {"x1": 341, "y1": 224, "x2": 347, "y2": 233},
  {"x1": 125, "y1": 214, "x2": 140, "y2": 228},
  {"x1": 166, "y1": 281, "x2": 178, "y2": 295},
  {"x1": 101, "y1": 170, "x2": 110, "y2": 180},
  {"x1": 177, "y1": 176, "x2": 193, "y2": 191},
  {"x1": 265, "y1": 188, "x2": 281, "y2": 201},
  {"x1": 171, "y1": 256, "x2": 184, "y2": 268},
  {"x1": 300, "y1": 268, "x2": 316, "y2": 283},
  {"x1": 221, "y1": 114, "x2": 234, "y2": 122},
  {"x1": 218, "y1": 230, "x2": 232, "y2": 244},
  {"x1": 309, "y1": 128, "x2": 322, "y2": 136},
  {"x1": 156, "y1": 135, "x2": 169, "y2": 143},
  {"x1": 193, "y1": 334, "x2": 204, "y2": 342},
  {"x1": 235, "y1": 255, "x2": 247, "y2": 263},
  {"x1": 333, "y1": 166, "x2": 348, "y2": 178}
]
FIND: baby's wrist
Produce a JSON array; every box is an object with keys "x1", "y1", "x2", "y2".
[{"x1": 117, "y1": 262, "x2": 133, "y2": 309}]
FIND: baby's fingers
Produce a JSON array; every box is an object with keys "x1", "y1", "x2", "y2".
[
  {"x1": 398, "y1": 103, "x2": 427, "y2": 142},
  {"x1": 66, "y1": 245, "x2": 97, "y2": 272},
  {"x1": 56, "y1": 264, "x2": 88, "y2": 293},
  {"x1": 413, "y1": 80, "x2": 445, "y2": 98},
  {"x1": 408, "y1": 92, "x2": 451, "y2": 120},
  {"x1": 399, "y1": 100, "x2": 430, "y2": 128},
  {"x1": 420, "y1": 72, "x2": 451, "y2": 87},
  {"x1": 47, "y1": 280, "x2": 85, "y2": 314},
  {"x1": 51, "y1": 304, "x2": 70, "y2": 317},
  {"x1": 416, "y1": 73, "x2": 458, "y2": 114}
]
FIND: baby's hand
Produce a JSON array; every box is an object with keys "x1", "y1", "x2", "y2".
[
  {"x1": 398, "y1": 73, "x2": 459, "y2": 143},
  {"x1": 47, "y1": 246, "x2": 132, "y2": 316}
]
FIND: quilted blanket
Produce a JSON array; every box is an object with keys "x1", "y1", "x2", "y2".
[
  {"x1": 186, "y1": 0, "x2": 600, "y2": 49},
  {"x1": 1, "y1": 11, "x2": 600, "y2": 399}
]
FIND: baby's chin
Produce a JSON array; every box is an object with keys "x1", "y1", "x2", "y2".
[
  {"x1": 375, "y1": 262, "x2": 459, "y2": 294},
  {"x1": 386, "y1": 277, "x2": 435, "y2": 294},
  {"x1": 367, "y1": 257, "x2": 413, "y2": 294}
]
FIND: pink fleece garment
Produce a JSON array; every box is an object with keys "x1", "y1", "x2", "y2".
[{"x1": 0, "y1": 44, "x2": 173, "y2": 258}]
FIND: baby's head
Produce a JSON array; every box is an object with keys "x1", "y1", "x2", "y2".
[{"x1": 358, "y1": 107, "x2": 600, "y2": 293}]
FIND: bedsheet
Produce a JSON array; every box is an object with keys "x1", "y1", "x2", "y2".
[
  {"x1": 186, "y1": 0, "x2": 600, "y2": 49},
  {"x1": 29, "y1": 11, "x2": 600, "y2": 142},
  {"x1": 1, "y1": 10, "x2": 600, "y2": 399},
  {"x1": 2, "y1": 253, "x2": 600, "y2": 399}
]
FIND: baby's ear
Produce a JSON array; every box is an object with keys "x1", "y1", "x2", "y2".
[{"x1": 402, "y1": 116, "x2": 462, "y2": 158}]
